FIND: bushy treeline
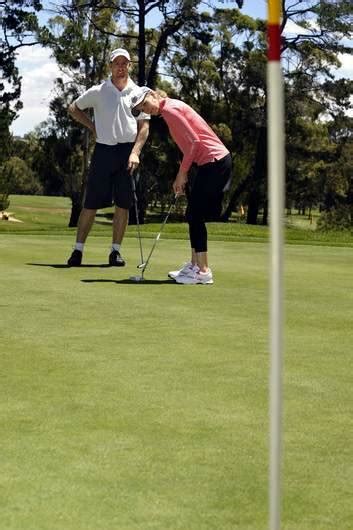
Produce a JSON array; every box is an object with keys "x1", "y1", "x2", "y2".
[{"x1": 1, "y1": 1, "x2": 352, "y2": 228}]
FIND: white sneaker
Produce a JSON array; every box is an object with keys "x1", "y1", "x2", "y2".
[
  {"x1": 175, "y1": 266, "x2": 214, "y2": 285},
  {"x1": 168, "y1": 261, "x2": 193, "y2": 280}
]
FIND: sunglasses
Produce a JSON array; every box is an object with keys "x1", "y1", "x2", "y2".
[{"x1": 131, "y1": 107, "x2": 141, "y2": 117}]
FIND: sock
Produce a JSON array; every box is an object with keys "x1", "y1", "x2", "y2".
[
  {"x1": 112, "y1": 243, "x2": 121, "y2": 252},
  {"x1": 75, "y1": 242, "x2": 84, "y2": 252}
]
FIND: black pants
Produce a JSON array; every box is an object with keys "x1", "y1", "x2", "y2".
[
  {"x1": 84, "y1": 142, "x2": 134, "y2": 210},
  {"x1": 186, "y1": 153, "x2": 232, "y2": 253}
]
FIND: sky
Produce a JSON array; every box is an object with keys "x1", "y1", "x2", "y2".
[{"x1": 9, "y1": 1, "x2": 352, "y2": 137}]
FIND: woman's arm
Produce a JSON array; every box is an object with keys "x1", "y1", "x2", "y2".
[
  {"x1": 164, "y1": 105, "x2": 200, "y2": 173},
  {"x1": 173, "y1": 168, "x2": 188, "y2": 196}
]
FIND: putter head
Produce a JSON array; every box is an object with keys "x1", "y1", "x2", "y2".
[{"x1": 129, "y1": 275, "x2": 144, "y2": 282}]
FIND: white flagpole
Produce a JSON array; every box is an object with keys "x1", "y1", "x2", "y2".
[
  {"x1": 268, "y1": 60, "x2": 285, "y2": 530},
  {"x1": 267, "y1": 2, "x2": 285, "y2": 528}
]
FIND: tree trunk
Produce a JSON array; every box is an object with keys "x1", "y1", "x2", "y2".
[
  {"x1": 67, "y1": 130, "x2": 89, "y2": 227},
  {"x1": 346, "y1": 174, "x2": 353, "y2": 227},
  {"x1": 137, "y1": 0, "x2": 146, "y2": 85},
  {"x1": 245, "y1": 126, "x2": 267, "y2": 225},
  {"x1": 68, "y1": 192, "x2": 82, "y2": 227},
  {"x1": 221, "y1": 127, "x2": 267, "y2": 223},
  {"x1": 246, "y1": 190, "x2": 260, "y2": 224},
  {"x1": 220, "y1": 172, "x2": 252, "y2": 222},
  {"x1": 262, "y1": 200, "x2": 268, "y2": 225}
]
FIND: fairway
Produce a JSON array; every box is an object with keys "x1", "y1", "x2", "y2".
[{"x1": 1, "y1": 234, "x2": 353, "y2": 529}]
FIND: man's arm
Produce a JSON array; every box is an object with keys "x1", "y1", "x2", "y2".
[
  {"x1": 128, "y1": 119, "x2": 150, "y2": 173},
  {"x1": 68, "y1": 103, "x2": 96, "y2": 135}
]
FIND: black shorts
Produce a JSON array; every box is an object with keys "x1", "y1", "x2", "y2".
[
  {"x1": 84, "y1": 143, "x2": 134, "y2": 210},
  {"x1": 186, "y1": 153, "x2": 232, "y2": 222}
]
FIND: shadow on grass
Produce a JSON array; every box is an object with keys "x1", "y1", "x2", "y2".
[
  {"x1": 81, "y1": 278, "x2": 176, "y2": 285},
  {"x1": 27, "y1": 263, "x2": 111, "y2": 269},
  {"x1": 26, "y1": 263, "x2": 178, "y2": 284}
]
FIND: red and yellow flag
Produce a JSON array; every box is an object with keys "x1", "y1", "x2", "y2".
[{"x1": 268, "y1": 0, "x2": 282, "y2": 61}]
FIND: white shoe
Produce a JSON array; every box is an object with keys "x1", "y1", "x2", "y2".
[
  {"x1": 175, "y1": 266, "x2": 214, "y2": 285},
  {"x1": 168, "y1": 261, "x2": 193, "y2": 280}
]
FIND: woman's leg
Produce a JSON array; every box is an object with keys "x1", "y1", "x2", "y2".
[
  {"x1": 188, "y1": 221, "x2": 209, "y2": 272},
  {"x1": 186, "y1": 154, "x2": 232, "y2": 272}
]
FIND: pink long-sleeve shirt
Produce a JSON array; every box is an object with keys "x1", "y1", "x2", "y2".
[{"x1": 159, "y1": 98, "x2": 229, "y2": 174}]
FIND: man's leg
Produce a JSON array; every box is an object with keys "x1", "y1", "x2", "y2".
[
  {"x1": 110, "y1": 142, "x2": 137, "y2": 264},
  {"x1": 67, "y1": 208, "x2": 97, "y2": 266},
  {"x1": 76, "y1": 208, "x2": 97, "y2": 243},
  {"x1": 109, "y1": 206, "x2": 129, "y2": 266},
  {"x1": 112, "y1": 206, "x2": 129, "y2": 245}
]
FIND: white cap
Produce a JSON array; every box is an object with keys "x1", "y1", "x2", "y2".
[
  {"x1": 110, "y1": 48, "x2": 131, "y2": 62},
  {"x1": 131, "y1": 86, "x2": 152, "y2": 115}
]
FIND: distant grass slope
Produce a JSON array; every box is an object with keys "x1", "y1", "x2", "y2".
[{"x1": 1, "y1": 194, "x2": 352, "y2": 247}]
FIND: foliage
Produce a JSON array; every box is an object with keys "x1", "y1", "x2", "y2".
[
  {"x1": 0, "y1": 194, "x2": 10, "y2": 211},
  {"x1": 0, "y1": 156, "x2": 43, "y2": 195},
  {"x1": 317, "y1": 205, "x2": 352, "y2": 232},
  {"x1": 0, "y1": 0, "x2": 43, "y2": 157},
  {"x1": 318, "y1": 203, "x2": 351, "y2": 233},
  {"x1": 38, "y1": 3, "x2": 119, "y2": 225},
  {"x1": 3, "y1": 0, "x2": 353, "y2": 230}
]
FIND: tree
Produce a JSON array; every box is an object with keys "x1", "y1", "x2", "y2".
[
  {"x1": 7, "y1": 0, "x2": 350, "y2": 230},
  {"x1": 0, "y1": 156, "x2": 43, "y2": 194},
  {"x1": 220, "y1": 0, "x2": 353, "y2": 223},
  {"x1": 40, "y1": 1, "x2": 117, "y2": 225},
  {"x1": 30, "y1": 79, "x2": 88, "y2": 226},
  {"x1": 163, "y1": 6, "x2": 267, "y2": 222},
  {"x1": 0, "y1": 0, "x2": 43, "y2": 162},
  {"x1": 281, "y1": 1, "x2": 353, "y2": 222},
  {"x1": 39, "y1": 0, "x2": 215, "y2": 225}
]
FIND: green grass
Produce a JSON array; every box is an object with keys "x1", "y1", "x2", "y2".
[
  {"x1": 1, "y1": 196, "x2": 353, "y2": 529},
  {"x1": 2, "y1": 194, "x2": 353, "y2": 247}
]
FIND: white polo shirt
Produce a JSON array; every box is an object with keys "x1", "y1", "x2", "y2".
[{"x1": 74, "y1": 78, "x2": 149, "y2": 145}]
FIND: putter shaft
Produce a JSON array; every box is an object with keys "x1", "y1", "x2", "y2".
[{"x1": 139, "y1": 195, "x2": 178, "y2": 275}]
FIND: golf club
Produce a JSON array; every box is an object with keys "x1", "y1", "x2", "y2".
[
  {"x1": 135, "y1": 194, "x2": 178, "y2": 279},
  {"x1": 129, "y1": 172, "x2": 145, "y2": 282}
]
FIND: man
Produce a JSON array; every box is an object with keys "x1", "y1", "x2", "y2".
[{"x1": 67, "y1": 48, "x2": 150, "y2": 267}]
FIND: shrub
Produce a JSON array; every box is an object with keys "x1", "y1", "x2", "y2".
[
  {"x1": 0, "y1": 193, "x2": 10, "y2": 211},
  {"x1": 317, "y1": 206, "x2": 352, "y2": 231}
]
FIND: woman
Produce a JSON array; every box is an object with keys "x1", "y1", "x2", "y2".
[{"x1": 131, "y1": 87, "x2": 232, "y2": 285}]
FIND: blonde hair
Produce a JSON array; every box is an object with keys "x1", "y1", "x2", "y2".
[{"x1": 154, "y1": 88, "x2": 168, "y2": 98}]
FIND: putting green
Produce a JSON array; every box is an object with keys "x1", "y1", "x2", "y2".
[{"x1": 1, "y1": 234, "x2": 353, "y2": 529}]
